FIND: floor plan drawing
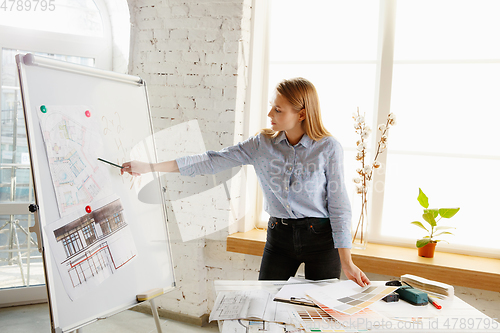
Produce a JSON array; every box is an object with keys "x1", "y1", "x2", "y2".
[
  {"x1": 46, "y1": 196, "x2": 137, "y2": 301},
  {"x1": 38, "y1": 105, "x2": 111, "y2": 216}
]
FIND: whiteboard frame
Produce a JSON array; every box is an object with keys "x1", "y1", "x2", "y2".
[{"x1": 16, "y1": 53, "x2": 175, "y2": 333}]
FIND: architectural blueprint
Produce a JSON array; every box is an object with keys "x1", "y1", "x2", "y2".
[{"x1": 38, "y1": 105, "x2": 111, "y2": 216}]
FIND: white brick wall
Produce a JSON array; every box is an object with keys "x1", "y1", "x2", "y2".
[{"x1": 127, "y1": 0, "x2": 255, "y2": 318}]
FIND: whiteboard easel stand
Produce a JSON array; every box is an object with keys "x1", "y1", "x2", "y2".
[
  {"x1": 69, "y1": 299, "x2": 163, "y2": 333},
  {"x1": 28, "y1": 203, "x2": 59, "y2": 332},
  {"x1": 149, "y1": 297, "x2": 163, "y2": 333},
  {"x1": 67, "y1": 297, "x2": 164, "y2": 333},
  {"x1": 136, "y1": 288, "x2": 166, "y2": 333},
  {"x1": 17, "y1": 53, "x2": 176, "y2": 333}
]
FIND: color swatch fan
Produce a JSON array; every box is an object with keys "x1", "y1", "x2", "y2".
[
  {"x1": 401, "y1": 274, "x2": 454, "y2": 297},
  {"x1": 306, "y1": 281, "x2": 398, "y2": 315}
]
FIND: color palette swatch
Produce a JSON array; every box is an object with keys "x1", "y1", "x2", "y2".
[
  {"x1": 306, "y1": 281, "x2": 398, "y2": 316},
  {"x1": 290, "y1": 303, "x2": 390, "y2": 332},
  {"x1": 312, "y1": 300, "x2": 389, "y2": 329},
  {"x1": 290, "y1": 306, "x2": 359, "y2": 332}
]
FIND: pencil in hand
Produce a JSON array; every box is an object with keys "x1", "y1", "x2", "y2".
[{"x1": 97, "y1": 158, "x2": 124, "y2": 169}]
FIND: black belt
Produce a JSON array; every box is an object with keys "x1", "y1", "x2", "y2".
[{"x1": 270, "y1": 216, "x2": 329, "y2": 226}]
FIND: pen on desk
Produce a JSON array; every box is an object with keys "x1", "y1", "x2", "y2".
[
  {"x1": 428, "y1": 296, "x2": 442, "y2": 309},
  {"x1": 97, "y1": 157, "x2": 123, "y2": 169},
  {"x1": 290, "y1": 297, "x2": 317, "y2": 307}
]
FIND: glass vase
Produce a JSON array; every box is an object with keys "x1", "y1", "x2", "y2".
[{"x1": 351, "y1": 194, "x2": 369, "y2": 250}]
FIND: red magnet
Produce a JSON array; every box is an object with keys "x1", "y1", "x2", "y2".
[
  {"x1": 85, "y1": 110, "x2": 91, "y2": 117},
  {"x1": 85, "y1": 205, "x2": 92, "y2": 213}
]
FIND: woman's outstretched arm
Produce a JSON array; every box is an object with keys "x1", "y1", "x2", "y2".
[
  {"x1": 121, "y1": 160, "x2": 179, "y2": 176},
  {"x1": 122, "y1": 134, "x2": 260, "y2": 178}
]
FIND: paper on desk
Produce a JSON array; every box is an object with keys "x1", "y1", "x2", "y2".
[
  {"x1": 306, "y1": 280, "x2": 398, "y2": 316},
  {"x1": 221, "y1": 320, "x2": 286, "y2": 333},
  {"x1": 273, "y1": 277, "x2": 337, "y2": 304},
  {"x1": 210, "y1": 289, "x2": 293, "y2": 323},
  {"x1": 285, "y1": 299, "x2": 396, "y2": 332}
]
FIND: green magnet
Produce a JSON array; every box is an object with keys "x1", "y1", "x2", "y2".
[{"x1": 40, "y1": 105, "x2": 47, "y2": 113}]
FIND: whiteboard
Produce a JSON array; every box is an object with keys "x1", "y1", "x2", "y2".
[{"x1": 16, "y1": 53, "x2": 175, "y2": 332}]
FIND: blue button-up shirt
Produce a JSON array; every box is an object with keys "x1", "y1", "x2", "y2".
[{"x1": 175, "y1": 131, "x2": 352, "y2": 248}]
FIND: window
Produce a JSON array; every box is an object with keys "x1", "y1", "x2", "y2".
[
  {"x1": 82, "y1": 223, "x2": 97, "y2": 246},
  {"x1": 62, "y1": 233, "x2": 84, "y2": 257},
  {"x1": 379, "y1": 0, "x2": 500, "y2": 255},
  {"x1": 109, "y1": 212, "x2": 124, "y2": 231},
  {"x1": 100, "y1": 219, "x2": 111, "y2": 235},
  {"x1": 264, "y1": 0, "x2": 499, "y2": 257}
]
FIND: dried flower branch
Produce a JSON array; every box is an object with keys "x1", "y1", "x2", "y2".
[{"x1": 352, "y1": 108, "x2": 396, "y2": 246}]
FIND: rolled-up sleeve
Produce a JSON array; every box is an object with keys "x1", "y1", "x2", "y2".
[
  {"x1": 325, "y1": 140, "x2": 352, "y2": 248},
  {"x1": 175, "y1": 134, "x2": 260, "y2": 177}
]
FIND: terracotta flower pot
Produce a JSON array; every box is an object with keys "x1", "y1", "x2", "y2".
[{"x1": 418, "y1": 242, "x2": 437, "y2": 258}]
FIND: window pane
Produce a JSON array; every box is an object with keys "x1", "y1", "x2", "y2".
[
  {"x1": 0, "y1": 0, "x2": 103, "y2": 37},
  {"x1": 15, "y1": 167, "x2": 31, "y2": 201},
  {"x1": 389, "y1": 63, "x2": 500, "y2": 156},
  {"x1": 0, "y1": 168, "x2": 12, "y2": 201},
  {"x1": 1, "y1": 49, "x2": 18, "y2": 87},
  {"x1": 394, "y1": 0, "x2": 500, "y2": 60},
  {"x1": 0, "y1": 214, "x2": 45, "y2": 288},
  {"x1": 381, "y1": 0, "x2": 500, "y2": 255},
  {"x1": 269, "y1": 0, "x2": 380, "y2": 62},
  {"x1": 381, "y1": 154, "x2": 500, "y2": 252}
]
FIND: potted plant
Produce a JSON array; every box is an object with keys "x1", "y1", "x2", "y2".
[{"x1": 410, "y1": 188, "x2": 460, "y2": 258}]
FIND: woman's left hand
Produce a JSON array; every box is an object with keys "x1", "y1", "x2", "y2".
[
  {"x1": 342, "y1": 262, "x2": 371, "y2": 287},
  {"x1": 338, "y1": 248, "x2": 371, "y2": 287}
]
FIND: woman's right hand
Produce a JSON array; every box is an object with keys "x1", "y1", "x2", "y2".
[{"x1": 121, "y1": 161, "x2": 154, "y2": 176}]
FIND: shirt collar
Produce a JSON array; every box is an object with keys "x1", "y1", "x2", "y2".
[{"x1": 275, "y1": 131, "x2": 312, "y2": 148}]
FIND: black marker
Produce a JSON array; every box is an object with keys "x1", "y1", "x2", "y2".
[{"x1": 97, "y1": 157, "x2": 123, "y2": 169}]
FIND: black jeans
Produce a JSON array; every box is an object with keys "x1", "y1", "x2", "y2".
[{"x1": 258, "y1": 216, "x2": 341, "y2": 281}]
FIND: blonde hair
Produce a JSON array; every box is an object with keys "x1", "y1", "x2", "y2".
[{"x1": 260, "y1": 77, "x2": 331, "y2": 141}]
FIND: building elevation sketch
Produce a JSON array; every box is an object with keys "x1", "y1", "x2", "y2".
[{"x1": 46, "y1": 195, "x2": 137, "y2": 301}]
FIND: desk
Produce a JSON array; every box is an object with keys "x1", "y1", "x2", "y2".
[{"x1": 213, "y1": 280, "x2": 500, "y2": 333}]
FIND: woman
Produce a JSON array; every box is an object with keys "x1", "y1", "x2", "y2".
[{"x1": 121, "y1": 77, "x2": 370, "y2": 287}]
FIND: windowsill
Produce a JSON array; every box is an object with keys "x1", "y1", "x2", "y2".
[{"x1": 226, "y1": 229, "x2": 500, "y2": 293}]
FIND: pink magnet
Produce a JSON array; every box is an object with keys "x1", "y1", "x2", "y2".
[
  {"x1": 85, "y1": 110, "x2": 91, "y2": 117},
  {"x1": 85, "y1": 206, "x2": 92, "y2": 213}
]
